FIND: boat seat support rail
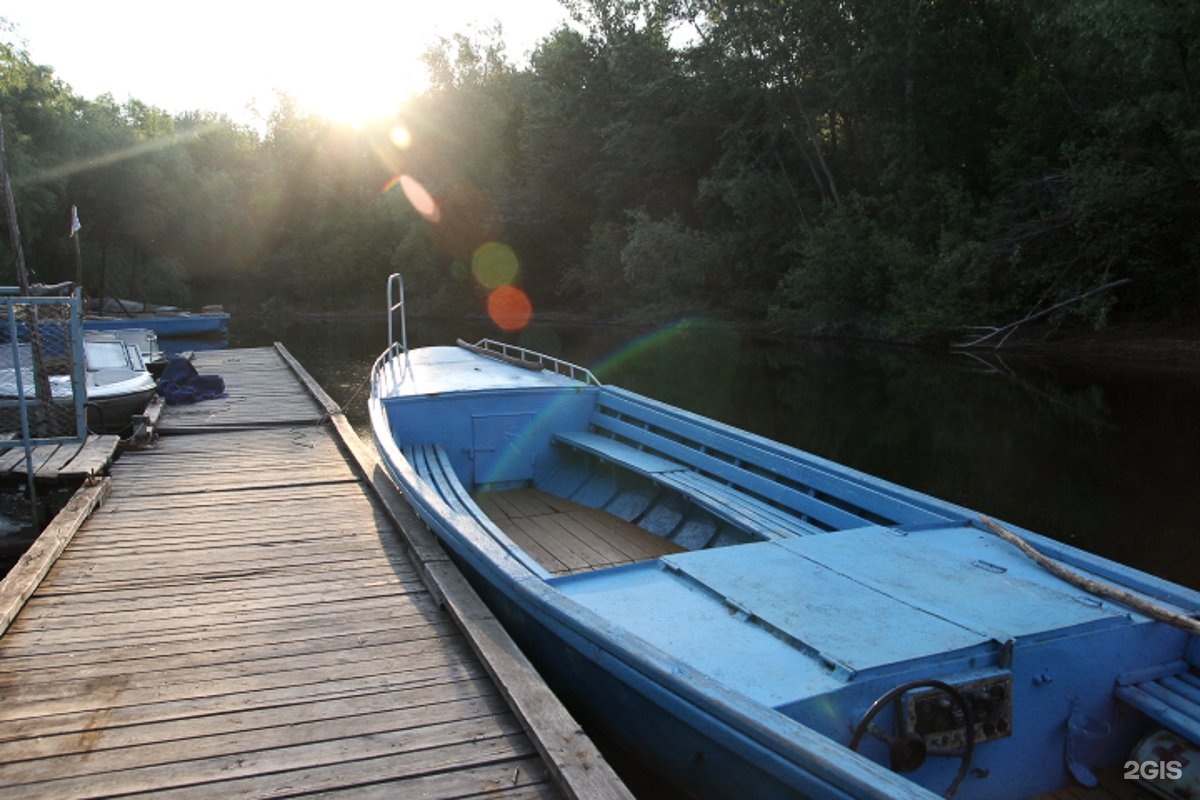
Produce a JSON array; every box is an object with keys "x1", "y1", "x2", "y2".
[
  {"x1": 553, "y1": 430, "x2": 823, "y2": 539},
  {"x1": 405, "y1": 442, "x2": 478, "y2": 519},
  {"x1": 403, "y1": 441, "x2": 551, "y2": 578},
  {"x1": 571, "y1": 419, "x2": 866, "y2": 532}
]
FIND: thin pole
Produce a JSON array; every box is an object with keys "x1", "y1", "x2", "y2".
[
  {"x1": 1, "y1": 114, "x2": 56, "y2": 437},
  {"x1": 6, "y1": 305, "x2": 39, "y2": 530},
  {"x1": 72, "y1": 206, "x2": 83, "y2": 290},
  {"x1": 0, "y1": 114, "x2": 30, "y2": 291}
]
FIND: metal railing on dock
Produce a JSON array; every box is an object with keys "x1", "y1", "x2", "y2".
[{"x1": 0, "y1": 288, "x2": 87, "y2": 445}]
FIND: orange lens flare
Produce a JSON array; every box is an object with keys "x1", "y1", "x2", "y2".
[
  {"x1": 487, "y1": 286, "x2": 533, "y2": 332},
  {"x1": 387, "y1": 174, "x2": 440, "y2": 223}
]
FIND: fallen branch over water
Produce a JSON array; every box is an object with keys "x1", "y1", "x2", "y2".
[
  {"x1": 979, "y1": 515, "x2": 1200, "y2": 636},
  {"x1": 954, "y1": 278, "x2": 1133, "y2": 349}
]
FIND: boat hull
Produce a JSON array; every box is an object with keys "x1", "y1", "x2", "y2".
[
  {"x1": 85, "y1": 384, "x2": 156, "y2": 434},
  {"x1": 84, "y1": 313, "x2": 228, "y2": 338}
]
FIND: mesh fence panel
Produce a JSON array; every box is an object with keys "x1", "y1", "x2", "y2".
[{"x1": 0, "y1": 298, "x2": 85, "y2": 441}]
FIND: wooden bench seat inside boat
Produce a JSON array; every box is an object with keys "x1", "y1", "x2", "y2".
[
  {"x1": 552, "y1": 430, "x2": 823, "y2": 539},
  {"x1": 403, "y1": 442, "x2": 683, "y2": 576},
  {"x1": 556, "y1": 386, "x2": 964, "y2": 534}
]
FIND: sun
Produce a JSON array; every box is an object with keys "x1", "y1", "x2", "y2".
[
  {"x1": 256, "y1": 8, "x2": 438, "y2": 129},
  {"x1": 286, "y1": 58, "x2": 429, "y2": 129}
]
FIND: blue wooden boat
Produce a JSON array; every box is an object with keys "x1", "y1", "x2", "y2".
[
  {"x1": 24, "y1": 283, "x2": 231, "y2": 339},
  {"x1": 369, "y1": 275, "x2": 1200, "y2": 799},
  {"x1": 84, "y1": 309, "x2": 229, "y2": 338}
]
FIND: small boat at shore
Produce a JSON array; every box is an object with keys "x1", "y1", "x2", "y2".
[
  {"x1": 79, "y1": 331, "x2": 158, "y2": 432},
  {"x1": 369, "y1": 274, "x2": 1200, "y2": 800},
  {"x1": 25, "y1": 284, "x2": 230, "y2": 339},
  {"x1": 1, "y1": 331, "x2": 157, "y2": 435}
]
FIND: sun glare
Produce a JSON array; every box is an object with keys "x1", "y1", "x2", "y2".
[
  {"x1": 3, "y1": 0, "x2": 573, "y2": 133},
  {"x1": 266, "y1": 15, "x2": 434, "y2": 129},
  {"x1": 292, "y1": 68, "x2": 427, "y2": 129}
]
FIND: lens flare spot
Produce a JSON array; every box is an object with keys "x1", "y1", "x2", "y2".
[
  {"x1": 488, "y1": 286, "x2": 533, "y2": 332},
  {"x1": 396, "y1": 174, "x2": 439, "y2": 222},
  {"x1": 472, "y1": 242, "x2": 519, "y2": 289},
  {"x1": 390, "y1": 124, "x2": 413, "y2": 149}
]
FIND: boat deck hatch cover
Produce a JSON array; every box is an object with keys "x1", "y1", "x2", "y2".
[
  {"x1": 662, "y1": 538, "x2": 986, "y2": 675},
  {"x1": 557, "y1": 526, "x2": 1134, "y2": 701},
  {"x1": 666, "y1": 527, "x2": 1134, "y2": 672}
]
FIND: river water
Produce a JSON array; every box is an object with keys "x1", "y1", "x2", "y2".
[{"x1": 232, "y1": 314, "x2": 1199, "y2": 592}]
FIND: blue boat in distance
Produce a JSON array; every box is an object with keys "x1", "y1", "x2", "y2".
[
  {"x1": 369, "y1": 274, "x2": 1200, "y2": 800},
  {"x1": 22, "y1": 285, "x2": 230, "y2": 339},
  {"x1": 84, "y1": 308, "x2": 229, "y2": 338}
]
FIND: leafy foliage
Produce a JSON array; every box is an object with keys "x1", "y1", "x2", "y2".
[{"x1": 2, "y1": 1, "x2": 1197, "y2": 336}]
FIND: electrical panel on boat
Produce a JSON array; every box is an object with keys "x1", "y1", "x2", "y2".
[{"x1": 903, "y1": 674, "x2": 1013, "y2": 754}]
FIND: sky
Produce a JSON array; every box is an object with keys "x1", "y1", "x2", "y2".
[{"x1": 2, "y1": 0, "x2": 574, "y2": 128}]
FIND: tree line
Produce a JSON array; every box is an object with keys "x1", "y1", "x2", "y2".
[{"x1": 2, "y1": 0, "x2": 1197, "y2": 340}]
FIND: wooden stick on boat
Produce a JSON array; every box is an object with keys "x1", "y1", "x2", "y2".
[{"x1": 979, "y1": 515, "x2": 1200, "y2": 636}]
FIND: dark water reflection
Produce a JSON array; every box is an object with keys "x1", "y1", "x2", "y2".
[{"x1": 234, "y1": 315, "x2": 1199, "y2": 591}]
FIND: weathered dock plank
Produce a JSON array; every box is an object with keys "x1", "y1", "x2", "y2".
[
  {"x1": 0, "y1": 345, "x2": 631, "y2": 800},
  {"x1": 153, "y1": 347, "x2": 328, "y2": 432},
  {"x1": 0, "y1": 435, "x2": 119, "y2": 481}
]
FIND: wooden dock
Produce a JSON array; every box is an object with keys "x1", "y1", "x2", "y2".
[{"x1": 0, "y1": 346, "x2": 631, "y2": 800}]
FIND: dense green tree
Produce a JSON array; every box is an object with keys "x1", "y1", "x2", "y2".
[
  {"x1": 0, "y1": 36, "x2": 81, "y2": 282},
  {"x1": 2, "y1": 2, "x2": 1196, "y2": 335}
]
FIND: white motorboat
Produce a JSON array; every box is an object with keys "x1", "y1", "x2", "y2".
[{"x1": 0, "y1": 331, "x2": 157, "y2": 435}]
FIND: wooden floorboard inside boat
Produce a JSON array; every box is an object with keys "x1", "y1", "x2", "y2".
[{"x1": 476, "y1": 488, "x2": 685, "y2": 575}]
